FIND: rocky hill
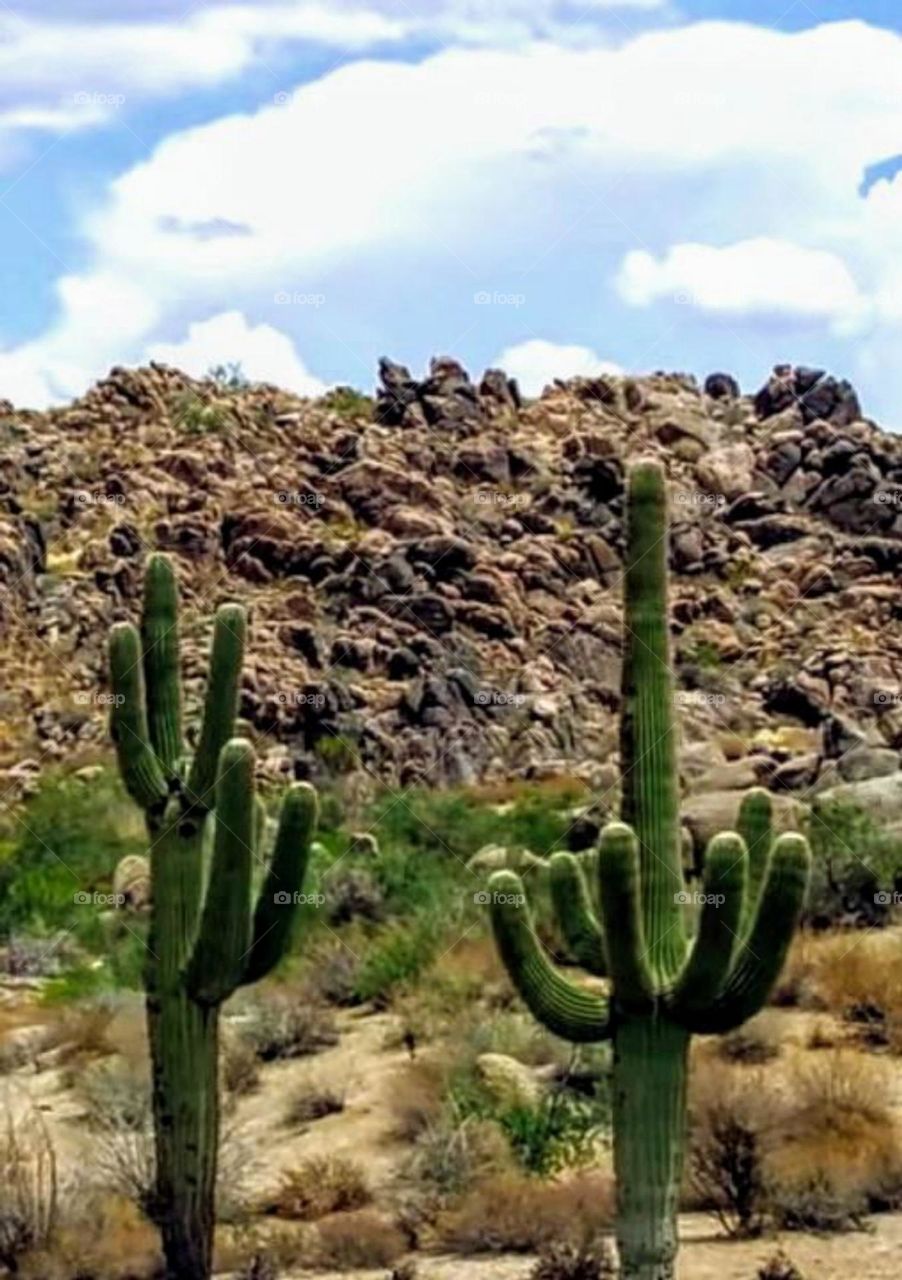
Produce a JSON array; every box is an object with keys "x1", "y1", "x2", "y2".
[{"x1": 2, "y1": 356, "x2": 902, "y2": 839}]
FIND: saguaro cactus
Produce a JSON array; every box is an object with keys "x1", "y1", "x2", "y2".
[
  {"x1": 109, "y1": 555, "x2": 316, "y2": 1280},
  {"x1": 488, "y1": 462, "x2": 810, "y2": 1280}
]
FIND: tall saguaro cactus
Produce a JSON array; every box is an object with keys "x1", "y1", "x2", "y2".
[
  {"x1": 488, "y1": 462, "x2": 810, "y2": 1280},
  {"x1": 109, "y1": 555, "x2": 316, "y2": 1280}
]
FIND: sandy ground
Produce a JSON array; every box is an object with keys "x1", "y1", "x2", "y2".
[{"x1": 3, "y1": 989, "x2": 902, "y2": 1278}]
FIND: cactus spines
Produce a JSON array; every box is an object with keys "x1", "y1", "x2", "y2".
[
  {"x1": 486, "y1": 462, "x2": 810, "y2": 1280},
  {"x1": 110, "y1": 554, "x2": 316, "y2": 1280}
]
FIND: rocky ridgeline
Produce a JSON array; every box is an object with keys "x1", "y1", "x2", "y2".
[{"x1": 2, "y1": 356, "x2": 902, "y2": 840}]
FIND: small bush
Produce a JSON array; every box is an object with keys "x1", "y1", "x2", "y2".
[
  {"x1": 530, "y1": 1241, "x2": 617, "y2": 1280},
  {"x1": 325, "y1": 867, "x2": 385, "y2": 925},
  {"x1": 437, "y1": 1170, "x2": 614, "y2": 1254},
  {"x1": 308, "y1": 942, "x2": 361, "y2": 1006},
  {"x1": 284, "y1": 1077, "x2": 346, "y2": 1126},
  {"x1": 687, "y1": 1058, "x2": 771, "y2": 1237},
  {"x1": 717, "y1": 1013, "x2": 783, "y2": 1065},
  {"x1": 353, "y1": 923, "x2": 436, "y2": 1006},
  {"x1": 312, "y1": 1209, "x2": 405, "y2": 1270},
  {"x1": 0, "y1": 1102, "x2": 59, "y2": 1272},
  {"x1": 264, "y1": 1156, "x2": 370, "y2": 1221},
  {"x1": 758, "y1": 1253, "x2": 806, "y2": 1280},
  {"x1": 221, "y1": 1030, "x2": 261, "y2": 1098},
  {"x1": 240, "y1": 992, "x2": 339, "y2": 1061}
]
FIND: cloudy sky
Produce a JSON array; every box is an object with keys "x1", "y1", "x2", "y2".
[{"x1": 1, "y1": 0, "x2": 901, "y2": 421}]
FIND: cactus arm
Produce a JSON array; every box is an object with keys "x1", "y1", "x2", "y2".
[
  {"x1": 619, "y1": 461, "x2": 686, "y2": 984},
  {"x1": 678, "y1": 833, "x2": 810, "y2": 1034},
  {"x1": 549, "y1": 852, "x2": 607, "y2": 976},
  {"x1": 489, "y1": 871, "x2": 610, "y2": 1043},
  {"x1": 141, "y1": 554, "x2": 184, "y2": 778},
  {"x1": 736, "y1": 788, "x2": 773, "y2": 933},
  {"x1": 109, "y1": 622, "x2": 168, "y2": 812},
  {"x1": 243, "y1": 782, "x2": 318, "y2": 986},
  {"x1": 596, "y1": 822, "x2": 654, "y2": 1008},
  {"x1": 669, "y1": 833, "x2": 746, "y2": 1018},
  {"x1": 186, "y1": 740, "x2": 255, "y2": 1005},
  {"x1": 187, "y1": 604, "x2": 247, "y2": 810}
]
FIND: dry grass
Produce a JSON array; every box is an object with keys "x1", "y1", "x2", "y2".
[
  {"x1": 22, "y1": 1195, "x2": 160, "y2": 1280},
  {"x1": 263, "y1": 1155, "x2": 371, "y2": 1221},
  {"x1": 688, "y1": 1045, "x2": 902, "y2": 1236},
  {"x1": 798, "y1": 933, "x2": 902, "y2": 1051},
  {"x1": 311, "y1": 1209, "x2": 406, "y2": 1270},
  {"x1": 0, "y1": 1099, "x2": 59, "y2": 1272},
  {"x1": 284, "y1": 1076, "x2": 346, "y2": 1126},
  {"x1": 238, "y1": 989, "x2": 339, "y2": 1062},
  {"x1": 436, "y1": 1170, "x2": 615, "y2": 1254},
  {"x1": 716, "y1": 1012, "x2": 784, "y2": 1064},
  {"x1": 767, "y1": 1052, "x2": 902, "y2": 1229}
]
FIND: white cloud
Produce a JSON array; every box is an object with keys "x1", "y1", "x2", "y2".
[
  {"x1": 496, "y1": 339, "x2": 622, "y2": 395},
  {"x1": 147, "y1": 310, "x2": 326, "y2": 396},
  {"x1": 617, "y1": 238, "x2": 870, "y2": 332},
  {"x1": 8, "y1": 18, "x2": 902, "y2": 414}
]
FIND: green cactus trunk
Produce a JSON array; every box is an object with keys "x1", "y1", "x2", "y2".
[
  {"x1": 109, "y1": 556, "x2": 318, "y2": 1280},
  {"x1": 486, "y1": 460, "x2": 811, "y2": 1279},
  {"x1": 148, "y1": 991, "x2": 218, "y2": 1280},
  {"x1": 613, "y1": 1016, "x2": 689, "y2": 1280}
]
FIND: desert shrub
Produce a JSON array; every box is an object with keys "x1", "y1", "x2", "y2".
[
  {"x1": 757, "y1": 1254, "x2": 806, "y2": 1280},
  {"x1": 437, "y1": 1170, "x2": 614, "y2": 1254},
  {"x1": 352, "y1": 922, "x2": 437, "y2": 1005},
  {"x1": 530, "y1": 1241, "x2": 617, "y2": 1280},
  {"x1": 805, "y1": 800, "x2": 902, "y2": 927},
  {"x1": 312, "y1": 1210, "x2": 405, "y2": 1270},
  {"x1": 800, "y1": 932, "x2": 902, "y2": 1051},
  {"x1": 404, "y1": 1113, "x2": 513, "y2": 1202},
  {"x1": 494, "y1": 1093, "x2": 606, "y2": 1176},
  {"x1": 0, "y1": 1102, "x2": 59, "y2": 1272},
  {"x1": 308, "y1": 941, "x2": 361, "y2": 1006},
  {"x1": 687, "y1": 1058, "x2": 772, "y2": 1237},
  {"x1": 717, "y1": 1012, "x2": 783, "y2": 1064},
  {"x1": 0, "y1": 933, "x2": 80, "y2": 978},
  {"x1": 22, "y1": 1193, "x2": 161, "y2": 1280},
  {"x1": 324, "y1": 867, "x2": 385, "y2": 925},
  {"x1": 322, "y1": 386, "x2": 374, "y2": 420},
  {"x1": 264, "y1": 1156, "x2": 370, "y2": 1221},
  {"x1": 284, "y1": 1077, "x2": 346, "y2": 1126},
  {"x1": 239, "y1": 991, "x2": 339, "y2": 1061},
  {"x1": 766, "y1": 1052, "x2": 902, "y2": 1229},
  {"x1": 221, "y1": 1030, "x2": 261, "y2": 1098},
  {"x1": 77, "y1": 1057, "x2": 152, "y2": 1132}
]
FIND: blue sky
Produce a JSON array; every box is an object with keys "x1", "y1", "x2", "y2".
[{"x1": 2, "y1": 0, "x2": 902, "y2": 423}]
